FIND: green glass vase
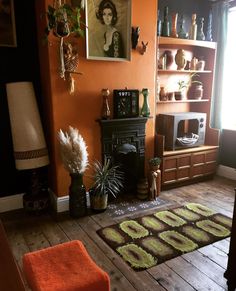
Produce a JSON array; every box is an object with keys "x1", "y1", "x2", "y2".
[
  {"x1": 141, "y1": 88, "x2": 150, "y2": 117},
  {"x1": 69, "y1": 173, "x2": 87, "y2": 218}
]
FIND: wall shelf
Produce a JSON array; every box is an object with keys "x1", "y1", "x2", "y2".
[
  {"x1": 157, "y1": 99, "x2": 209, "y2": 104},
  {"x1": 158, "y1": 70, "x2": 212, "y2": 74},
  {"x1": 158, "y1": 37, "x2": 217, "y2": 49}
]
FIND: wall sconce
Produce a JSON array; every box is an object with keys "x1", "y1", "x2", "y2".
[{"x1": 6, "y1": 82, "x2": 49, "y2": 212}]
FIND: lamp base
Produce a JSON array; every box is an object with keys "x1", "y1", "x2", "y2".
[{"x1": 23, "y1": 191, "x2": 50, "y2": 213}]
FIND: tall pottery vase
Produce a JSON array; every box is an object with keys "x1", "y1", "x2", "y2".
[{"x1": 69, "y1": 173, "x2": 87, "y2": 218}]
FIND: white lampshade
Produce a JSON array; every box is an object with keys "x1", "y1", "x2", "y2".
[{"x1": 6, "y1": 82, "x2": 49, "y2": 170}]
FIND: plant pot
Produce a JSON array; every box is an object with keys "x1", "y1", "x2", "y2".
[
  {"x1": 174, "y1": 91, "x2": 184, "y2": 101},
  {"x1": 89, "y1": 189, "x2": 108, "y2": 212}
]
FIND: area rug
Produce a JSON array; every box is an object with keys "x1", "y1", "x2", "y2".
[
  {"x1": 106, "y1": 196, "x2": 170, "y2": 218},
  {"x1": 97, "y1": 203, "x2": 232, "y2": 271}
]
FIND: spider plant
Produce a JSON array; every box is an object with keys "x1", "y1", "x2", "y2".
[{"x1": 91, "y1": 158, "x2": 124, "y2": 198}]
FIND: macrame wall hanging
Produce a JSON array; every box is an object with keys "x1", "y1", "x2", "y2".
[{"x1": 45, "y1": 0, "x2": 85, "y2": 94}]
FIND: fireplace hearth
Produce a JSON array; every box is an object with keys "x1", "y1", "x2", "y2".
[{"x1": 98, "y1": 117, "x2": 148, "y2": 193}]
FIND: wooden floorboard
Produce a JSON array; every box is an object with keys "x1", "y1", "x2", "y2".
[{"x1": 1, "y1": 176, "x2": 235, "y2": 291}]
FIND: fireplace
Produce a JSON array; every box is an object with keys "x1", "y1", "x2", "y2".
[{"x1": 98, "y1": 117, "x2": 148, "y2": 193}]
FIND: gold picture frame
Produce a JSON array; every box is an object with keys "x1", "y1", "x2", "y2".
[
  {"x1": 85, "y1": 0, "x2": 131, "y2": 61},
  {"x1": 0, "y1": 0, "x2": 17, "y2": 47}
]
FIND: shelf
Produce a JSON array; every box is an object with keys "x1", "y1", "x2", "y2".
[
  {"x1": 163, "y1": 145, "x2": 219, "y2": 157},
  {"x1": 158, "y1": 69, "x2": 212, "y2": 74},
  {"x1": 157, "y1": 99, "x2": 209, "y2": 104},
  {"x1": 158, "y1": 37, "x2": 217, "y2": 49}
]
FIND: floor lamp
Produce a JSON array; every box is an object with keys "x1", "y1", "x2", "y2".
[{"x1": 6, "y1": 82, "x2": 50, "y2": 212}]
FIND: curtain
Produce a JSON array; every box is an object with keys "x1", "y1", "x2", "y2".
[{"x1": 210, "y1": 1, "x2": 229, "y2": 129}]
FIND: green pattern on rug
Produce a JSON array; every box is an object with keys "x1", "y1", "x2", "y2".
[{"x1": 97, "y1": 203, "x2": 232, "y2": 271}]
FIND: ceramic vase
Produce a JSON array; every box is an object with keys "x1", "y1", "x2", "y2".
[
  {"x1": 141, "y1": 88, "x2": 150, "y2": 117},
  {"x1": 175, "y1": 49, "x2": 186, "y2": 70},
  {"x1": 171, "y1": 13, "x2": 178, "y2": 38},
  {"x1": 101, "y1": 88, "x2": 111, "y2": 119},
  {"x1": 161, "y1": 6, "x2": 170, "y2": 37},
  {"x1": 69, "y1": 173, "x2": 87, "y2": 218}
]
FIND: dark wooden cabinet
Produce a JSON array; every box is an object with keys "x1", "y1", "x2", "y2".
[
  {"x1": 224, "y1": 189, "x2": 236, "y2": 291},
  {"x1": 155, "y1": 37, "x2": 220, "y2": 189},
  {"x1": 160, "y1": 145, "x2": 218, "y2": 189}
]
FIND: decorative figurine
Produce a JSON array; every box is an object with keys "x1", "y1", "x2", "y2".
[
  {"x1": 101, "y1": 88, "x2": 111, "y2": 120},
  {"x1": 197, "y1": 17, "x2": 205, "y2": 41},
  {"x1": 178, "y1": 15, "x2": 188, "y2": 39},
  {"x1": 161, "y1": 6, "x2": 170, "y2": 37},
  {"x1": 189, "y1": 13, "x2": 197, "y2": 40},
  {"x1": 131, "y1": 26, "x2": 140, "y2": 49},
  {"x1": 140, "y1": 41, "x2": 149, "y2": 55}
]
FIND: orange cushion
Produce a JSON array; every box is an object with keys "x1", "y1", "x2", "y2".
[{"x1": 23, "y1": 240, "x2": 110, "y2": 291}]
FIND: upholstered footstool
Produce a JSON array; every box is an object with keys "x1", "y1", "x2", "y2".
[{"x1": 23, "y1": 240, "x2": 110, "y2": 291}]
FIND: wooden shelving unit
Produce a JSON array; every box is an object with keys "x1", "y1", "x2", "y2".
[{"x1": 155, "y1": 37, "x2": 219, "y2": 189}]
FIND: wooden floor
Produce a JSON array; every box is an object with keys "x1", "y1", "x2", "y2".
[{"x1": 1, "y1": 176, "x2": 235, "y2": 291}]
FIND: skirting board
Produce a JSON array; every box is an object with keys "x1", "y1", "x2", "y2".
[
  {"x1": 48, "y1": 189, "x2": 69, "y2": 213},
  {"x1": 1, "y1": 165, "x2": 235, "y2": 213},
  {"x1": 217, "y1": 165, "x2": 236, "y2": 181},
  {"x1": 0, "y1": 193, "x2": 24, "y2": 213}
]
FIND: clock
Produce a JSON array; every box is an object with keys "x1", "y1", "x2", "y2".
[{"x1": 113, "y1": 89, "x2": 139, "y2": 118}]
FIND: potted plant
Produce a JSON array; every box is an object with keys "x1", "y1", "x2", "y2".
[
  {"x1": 57, "y1": 126, "x2": 89, "y2": 218},
  {"x1": 149, "y1": 157, "x2": 162, "y2": 171},
  {"x1": 45, "y1": 1, "x2": 85, "y2": 39},
  {"x1": 175, "y1": 73, "x2": 202, "y2": 100},
  {"x1": 89, "y1": 158, "x2": 124, "y2": 212},
  {"x1": 187, "y1": 73, "x2": 203, "y2": 100}
]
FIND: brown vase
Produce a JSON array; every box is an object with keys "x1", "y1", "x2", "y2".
[{"x1": 137, "y1": 178, "x2": 149, "y2": 200}]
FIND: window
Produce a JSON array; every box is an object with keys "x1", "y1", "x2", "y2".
[{"x1": 221, "y1": 6, "x2": 236, "y2": 130}]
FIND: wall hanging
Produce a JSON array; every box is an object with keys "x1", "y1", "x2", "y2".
[
  {"x1": 85, "y1": 0, "x2": 131, "y2": 61},
  {"x1": 45, "y1": 0, "x2": 85, "y2": 93}
]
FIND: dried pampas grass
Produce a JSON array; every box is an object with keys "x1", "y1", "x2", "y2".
[{"x1": 58, "y1": 126, "x2": 88, "y2": 174}]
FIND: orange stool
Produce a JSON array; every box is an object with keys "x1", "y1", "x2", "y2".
[{"x1": 23, "y1": 240, "x2": 110, "y2": 291}]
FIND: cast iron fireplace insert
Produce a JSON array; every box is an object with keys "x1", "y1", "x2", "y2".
[{"x1": 98, "y1": 117, "x2": 148, "y2": 194}]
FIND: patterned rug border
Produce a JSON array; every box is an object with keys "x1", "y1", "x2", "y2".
[
  {"x1": 97, "y1": 203, "x2": 232, "y2": 271},
  {"x1": 105, "y1": 196, "x2": 172, "y2": 219}
]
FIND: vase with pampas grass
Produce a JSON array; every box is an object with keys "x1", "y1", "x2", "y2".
[{"x1": 58, "y1": 126, "x2": 88, "y2": 218}]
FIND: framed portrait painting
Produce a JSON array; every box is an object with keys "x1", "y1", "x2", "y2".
[
  {"x1": 0, "y1": 0, "x2": 17, "y2": 47},
  {"x1": 85, "y1": 0, "x2": 131, "y2": 61}
]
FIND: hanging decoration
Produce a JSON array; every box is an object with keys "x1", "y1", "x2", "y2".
[{"x1": 45, "y1": 0, "x2": 85, "y2": 93}]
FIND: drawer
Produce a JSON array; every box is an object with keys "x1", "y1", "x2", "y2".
[
  {"x1": 192, "y1": 153, "x2": 205, "y2": 164},
  {"x1": 164, "y1": 158, "x2": 177, "y2": 170},
  {"x1": 205, "y1": 161, "x2": 217, "y2": 174},
  {"x1": 205, "y1": 150, "x2": 218, "y2": 162},
  {"x1": 192, "y1": 164, "x2": 205, "y2": 177},
  {"x1": 178, "y1": 155, "x2": 191, "y2": 167}
]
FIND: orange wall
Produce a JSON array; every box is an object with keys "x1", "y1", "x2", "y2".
[{"x1": 36, "y1": 0, "x2": 158, "y2": 197}]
